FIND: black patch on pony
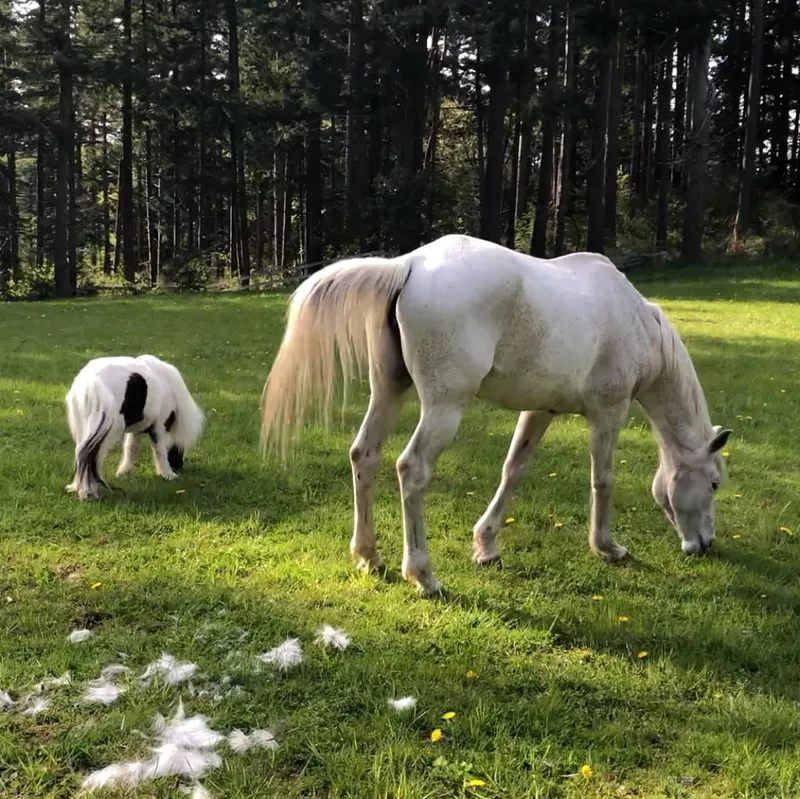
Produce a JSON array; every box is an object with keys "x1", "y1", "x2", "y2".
[
  {"x1": 120, "y1": 372, "x2": 148, "y2": 428},
  {"x1": 144, "y1": 424, "x2": 157, "y2": 443},
  {"x1": 168, "y1": 446, "x2": 184, "y2": 471},
  {"x1": 164, "y1": 410, "x2": 176, "y2": 432}
]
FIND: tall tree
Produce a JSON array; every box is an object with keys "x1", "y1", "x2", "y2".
[
  {"x1": 554, "y1": 1, "x2": 576, "y2": 256},
  {"x1": 655, "y1": 41, "x2": 673, "y2": 251},
  {"x1": 733, "y1": 0, "x2": 766, "y2": 241},
  {"x1": 345, "y1": 0, "x2": 367, "y2": 249},
  {"x1": 305, "y1": 0, "x2": 322, "y2": 266},
  {"x1": 120, "y1": 0, "x2": 135, "y2": 282}
]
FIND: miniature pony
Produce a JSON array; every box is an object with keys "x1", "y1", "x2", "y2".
[{"x1": 65, "y1": 354, "x2": 204, "y2": 500}]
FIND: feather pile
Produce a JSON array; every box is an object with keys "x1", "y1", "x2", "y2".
[
  {"x1": 257, "y1": 638, "x2": 303, "y2": 671},
  {"x1": 314, "y1": 625, "x2": 351, "y2": 651},
  {"x1": 387, "y1": 696, "x2": 417, "y2": 712},
  {"x1": 140, "y1": 653, "x2": 198, "y2": 685},
  {"x1": 227, "y1": 728, "x2": 278, "y2": 754}
]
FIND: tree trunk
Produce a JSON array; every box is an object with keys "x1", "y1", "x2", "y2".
[
  {"x1": 102, "y1": 111, "x2": 111, "y2": 274},
  {"x1": 681, "y1": 37, "x2": 711, "y2": 262},
  {"x1": 630, "y1": 26, "x2": 644, "y2": 195},
  {"x1": 480, "y1": 40, "x2": 508, "y2": 244},
  {"x1": 585, "y1": 0, "x2": 612, "y2": 253},
  {"x1": 655, "y1": 43, "x2": 673, "y2": 251},
  {"x1": 554, "y1": 2, "x2": 575, "y2": 256},
  {"x1": 35, "y1": 0, "x2": 47, "y2": 273},
  {"x1": 226, "y1": 0, "x2": 249, "y2": 284},
  {"x1": 531, "y1": 4, "x2": 560, "y2": 257},
  {"x1": 639, "y1": 47, "x2": 655, "y2": 200},
  {"x1": 603, "y1": 15, "x2": 623, "y2": 248},
  {"x1": 506, "y1": 112, "x2": 520, "y2": 248},
  {"x1": 273, "y1": 149, "x2": 285, "y2": 270},
  {"x1": 305, "y1": 0, "x2": 323, "y2": 267},
  {"x1": 672, "y1": 37, "x2": 688, "y2": 188},
  {"x1": 69, "y1": 106, "x2": 78, "y2": 292},
  {"x1": 54, "y1": 0, "x2": 73, "y2": 298},
  {"x1": 345, "y1": 0, "x2": 367, "y2": 249},
  {"x1": 197, "y1": 0, "x2": 207, "y2": 251},
  {"x1": 120, "y1": 0, "x2": 136, "y2": 282},
  {"x1": 733, "y1": 0, "x2": 765, "y2": 241},
  {"x1": 515, "y1": 1, "x2": 538, "y2": 220}
]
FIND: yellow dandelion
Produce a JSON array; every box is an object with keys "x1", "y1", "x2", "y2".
[
  {"x1": 505, "y1": 517, "x2": 515, "y2": 525},
  {"x1": 637, "y1": 650, "x2": 648, "y2": 659},
  {"x1": 549, "y1": 472, "x2": 558, "y2": 478},
  {"x1": 90, "y1": 582, "x2": 102, "y2": 590},
  {"x1": 618, "y1": 616, "x2": 630, "y2": 623},
  {"x1": 15, "y1": 408, "x2": 24, "y2": 416},
  {"x1": 591, "y1": 594, "x2": 603, "y2": 601},
  {"x1": 464, "y1": 779, "x2": 486, "y2": 787},
  {"x1": 580, "y1": 764, "x2": 593, "y2": 779},
  {"x1": 442, "y1": 711, "x2": 456, "y2": 720},
  {"x1": 780, "y1": 526, "x2": 794, "y2": 535},
  {"x1": 430, "y1": 728, "x2": 443, "y2": 742},
  {"x1": 465, "y1": 670, "x2": 479, "y2": 679}
]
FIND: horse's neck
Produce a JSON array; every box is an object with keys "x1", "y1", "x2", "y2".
[{"x1": 638, "y1": 354, "x2": 711, "y2": 466}]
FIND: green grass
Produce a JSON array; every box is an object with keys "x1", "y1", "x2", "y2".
[{"x1": 2, "y1": 266, "x2": 800, "y2": 798}]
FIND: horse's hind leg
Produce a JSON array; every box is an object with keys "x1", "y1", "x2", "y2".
[
  {"x1": 349, "y1": 383, "x2": 406, "y2": 573},
  {"x1": 472, "y1": 410, "x2": 554, "y2": 566},
  {"x1": 349, "y1": 330, "x2": 411, "y2": 574},
  {"x1": 587, "y1": 401, "x2": 630, "y2": 562}
]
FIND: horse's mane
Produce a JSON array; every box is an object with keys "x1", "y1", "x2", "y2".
[{"x1": 647, "y1": 302, "x2": 714, "y2": 441}]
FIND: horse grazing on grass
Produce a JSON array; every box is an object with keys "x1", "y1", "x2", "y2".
[
  {"x1": 261, "y1": 234, "x2": 731, "y2": 596},
  {"x1": 66, "y1": 355, "x2": 205, "y2": 501}
]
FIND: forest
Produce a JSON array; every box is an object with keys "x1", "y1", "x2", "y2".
[{"x1": 0, "y1": 0, "x2": 795, "y2": 298}]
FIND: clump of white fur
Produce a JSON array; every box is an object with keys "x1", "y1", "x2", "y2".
[
  {"x1": 314, "y1": 625, "x2": 351, "y2": 651},
  {"x1": 257, "y1": 638, "x2": 303, "y2": 670},
  {"x1": 68, "y1": 628, "x2": 95, "y2": 643},
  {"x1": 228, "y1": 728, "x2": 278, "y2": 753},
  {"x1": 140, "y1": 653, "x2": 198, "y2": 685},
  {"x1": 387, "y1": 696, "x2": 417, "y2": 712},
  {"x1": 0, "y1": 691, "x2": 14, "y2": 710}
]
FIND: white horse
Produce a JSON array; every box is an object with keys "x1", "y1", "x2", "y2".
[
  {"x1": 261, "y1": 234, "x2": 731, "y2": 596},
  {"x1": 65, "y1": 355, "x2": 205, "y2": 500}
]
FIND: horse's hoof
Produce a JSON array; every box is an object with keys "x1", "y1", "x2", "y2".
[
  {"x1": 474, "y1": 554, "x2": 503, "y2": 569},
  {"x1": 355, "y1": 554, "x2": 386, "y2": 575}
]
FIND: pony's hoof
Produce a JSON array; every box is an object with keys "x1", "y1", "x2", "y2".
[
  {"x1": 416, "y1": 578, "x2": 444, "y2": 598},
  {"x1": 160, "y1": 471, "x2": 179, "y2": 482},
  {"x1": 600, "y1": 543, "x2": 629, "y2": 563},
  {"x1": 355, "y1": 554, "x2": 386, "y2": 575},
  {"x1": 65, "y1": 484, "x2": 77, "y2": 493}
]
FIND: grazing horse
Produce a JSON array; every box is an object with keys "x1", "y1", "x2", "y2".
[
  {"x1": 65, "y1": 355, "x2": 205, "y2": 501},
  {"x1": 261, "y1": 234, "x2": 731, "y2": 596}
]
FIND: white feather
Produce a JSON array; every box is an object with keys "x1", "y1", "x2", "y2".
[
  {"x1": 158, "y1": 714, "x2": 224, "y2": 750},
  {"x1": 44, "y1": 672, "x2": 72, "y2": 688},
  {"x1": 68, "y1": 628, "x2": 95, "y2": 643},
  {"x1": 81, "y1": 761, "x2": 150, "y2": 792},
  {"x1": 315, "y1": 624, "x2": 351, "y2": 650},
  {"x1": 149, "y1": 743, "x2": 222, "y2": 779},
  {"x1": 180, "y1": 784, "x2": 214, "y2": 799},
  {"x1": 0, "y1": 691, "x2": 13, "y2": 710},
  {"x1": 227, "y1": 729, "x2": 251, "y2": 753},
  {"x1": 388, "y1": 696, "x2": 417, "y2": 712},
  {"x1": 100, "y1": 664, "x2": 129, "y2": 680},
  {"x1": 140, "y1": 652, "x2": 198, "y2": 685},
  {"x1": 82, "y1": 679, "x2": 125, "y2": 705},
  {"x1": 22, "y1": 696, "x2": 51, "y2": 716},
  {"x1": 257, "y1": 638, "x2": 303, "y2": 670}
]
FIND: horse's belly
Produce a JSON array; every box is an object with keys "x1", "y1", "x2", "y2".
[{"x1": 476, "y1": 371, "x2": 585, "y2": 414}]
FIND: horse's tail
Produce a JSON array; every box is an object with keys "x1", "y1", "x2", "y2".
[
  {"x1": 260, "y1": 254, "x2": 412, "y2": 458},
  {"x1": 65, "y1": 378, "x2": 117, "y2": 492}
]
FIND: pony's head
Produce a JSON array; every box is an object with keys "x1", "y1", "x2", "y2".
[
  {"x1": 167, "y1": 444, "x2": 185, "y2": 471},
  {"x1": 652, "y1": 426, "x2": 732, "y2": 555}
]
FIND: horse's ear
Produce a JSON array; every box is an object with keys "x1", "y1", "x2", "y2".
[{"x1": 709, "y1": 426, "x2": 733, "y2": 453}]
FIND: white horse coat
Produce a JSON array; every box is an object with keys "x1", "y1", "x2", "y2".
[
  {"x1": 261, "y1": 234, "x2": 731, "y2": 596},
  {"x1": 65, "y1": 354, "x2": 204, "y2": 500}
]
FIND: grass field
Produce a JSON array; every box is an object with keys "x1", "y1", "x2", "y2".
[{"x1": 2, "y1": 263, "x2": 800, "y2": 798}]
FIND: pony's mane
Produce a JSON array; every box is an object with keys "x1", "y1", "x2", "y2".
[{"x1": 648, "y1": 302, "x2": 714, "y2": 441}]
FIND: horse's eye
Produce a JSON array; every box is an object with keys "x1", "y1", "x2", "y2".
[{"x1": 711, "y1": 481, "x2": 720, "y2": 492}]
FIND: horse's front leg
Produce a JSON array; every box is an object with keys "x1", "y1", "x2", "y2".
[
  {"x1": 587, "y1": 402, "x2": 630, "y2": 562},
  {"x1": 472, "y1": 410, "x2": 554, "y2": 565},
  {"x1": 349, "y1": 383, "x2": 405, "y2": 574},
  {"x1": 397, "y1": 402, "x2": 467, "y2": 597}
]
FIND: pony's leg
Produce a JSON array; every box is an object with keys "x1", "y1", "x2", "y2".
[
  {"x1": 349, "y1": 384, "x2": 405, "y2": 573},
  {"x1": 472, "y1": 410, "x2": 554, "y2": 565},
  {"x1": 116, "y1": 433, "x2": 140, "y2": 476},
  {"x1": 148, "y1": 424, "x2": 179, "y2": 480},
  {"x1": 587, "y1": 402, "x2": 630, "y2": 562},
  {"x1": 397, "y1": 400, "x2": 468, "y2": 596}
]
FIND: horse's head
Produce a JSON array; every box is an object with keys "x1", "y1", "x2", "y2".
[{"x1": 652, "y1": 426, "x2": 732, "y2": 555}]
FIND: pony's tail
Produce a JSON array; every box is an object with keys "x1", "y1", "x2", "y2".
[
  {"x1": 76, "y1": 410, "x2": 113, "y2": 489},
  {"x1": 169, "y1": 371, "x2": 205, "y2": 453},
  {"x1": 260, "y1": 254, "x2": 412, "y2": 459}
]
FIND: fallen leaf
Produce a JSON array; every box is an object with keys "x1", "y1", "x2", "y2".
[
  {"x1": 591, "y1": 594, "x2": 604, "y2": 601},
  {"x1": 553, "y1": 521, "x2": 564, "y2": 528},
  {"x1": 780, "y1": 526, "x2": 794, "y2": 535},
  {"x1": 91, "y1": 582, "x2": 103, "y2": 590},
  {"x1": 548, "y1": 472, "x2": 558, "y2": 478},
  {"x1": 504, "y1": 517, "x2": 515, "y2": 525},
  {"x1": 618, "y1": 616, "x2": 630, "y2": 623},
  {"x1": 176, "y1": 490, "x2": 186, "y2": 495},
  {"x1": 732, "y1": 534, "x2": 741, "y2": 540},
  {"x1": 464, "y1": 778, "x2": 486, "y2": 787}
]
